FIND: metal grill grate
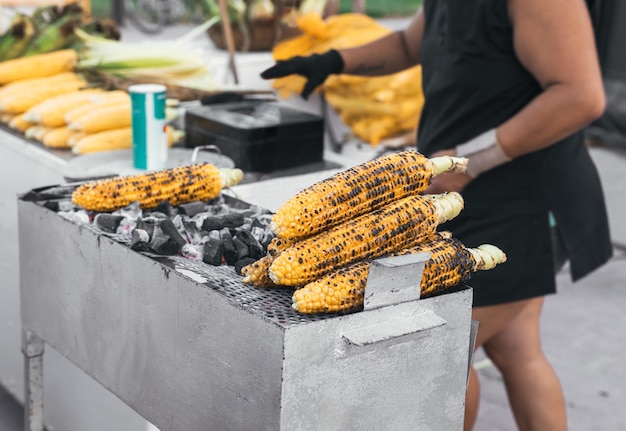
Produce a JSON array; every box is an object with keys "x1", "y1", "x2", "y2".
[{"x1": 85, "y1": 223, "x2": 335, "y2": 327}]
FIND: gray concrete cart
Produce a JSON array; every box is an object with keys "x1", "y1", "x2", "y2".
[{"x1": 18, "y1": 190, "x2": 475, "y2": 431}]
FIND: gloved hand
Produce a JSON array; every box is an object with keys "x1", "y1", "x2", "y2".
[{"x1": 260, "y1": 49, "x2": 344, "y2": 100}]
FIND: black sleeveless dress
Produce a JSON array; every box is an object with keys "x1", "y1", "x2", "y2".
[{"x1": 417, "y1": 0, "x2": 613, "y2": 306}]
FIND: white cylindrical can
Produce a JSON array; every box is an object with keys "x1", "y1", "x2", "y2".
[{"x1": 128, "y1": 83, "x2": 168, "y2": 170}]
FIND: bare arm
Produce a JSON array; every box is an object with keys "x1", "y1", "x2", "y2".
[
  {"x1": 338, "y1": 8, "x2": 424, "y2": 76},
  {"x1": 498, "y1": 0, "x2": 605, "y2": 158}
]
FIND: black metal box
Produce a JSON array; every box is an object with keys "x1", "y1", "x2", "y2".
[{"x1": 184, "y1": 101, "x2": 324, "y2": 172}]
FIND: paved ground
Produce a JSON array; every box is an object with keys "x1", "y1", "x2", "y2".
[{"x1": 2, "y1": 17, "x2": 626, "y2": 431}]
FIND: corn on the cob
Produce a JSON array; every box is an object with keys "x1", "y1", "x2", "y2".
[
  {"x1": 42, "y1": 126, "x2": 74, "y2": 148},
  {"x1": 63, "y1": 92, "x2": 131, "y2": 124},
  {"x1": 0, "y1": 49, "x2": 77, "y2": 84},
  {"x1": 0, "y1": 113, "x2": 15, "y2": 123},
  {"x1": 271, "y1": 151, "x2": 467, "y2": 240},
  {"x1": 292, "y1": 239, "x2": 507, "y2": 314},
  {"x1": 241, "y1": 256, "x2": 275, "y2": 287},
  {"x1": 8, "y1": 113, "x2": 34, "y2": 132},
  {"x1": 72, "y1": 128, "x2": 132, "y2": 154},
  {"x1": 25, "y1": 125, "x2": 52, "y2": 141},
  {"x1": 68, "y1": 102, "x2": 131, "y2": 133},
  {"x1": 23, "y1": 89, "x2": 105, "y2": 127},
  {"x1": 0, "y1": 72, "x2": 80, "y2": 100},
  {"x1": 71, "y1": 164, "x2": 244, "y2": 212},
  {"x1": 0, "y1": 75, "x2": 87, "y2": 114},
  {"x1": 268, "y1": 192, "x2": 464, "y2": 286},
  {"x1": 266, "y1": 236, "x2": 298, "y2": 260},
  {"x1": 72, "y1": 125, "x2": 180, "y2": 155}
]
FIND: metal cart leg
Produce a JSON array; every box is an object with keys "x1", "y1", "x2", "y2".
[{"x1": 22, "y1": 330, "x2": 44, "y2": 431}]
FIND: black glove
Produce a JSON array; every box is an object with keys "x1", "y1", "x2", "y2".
[{"x1": 260, "y1": 49, "x2": 344, "y2": 100}]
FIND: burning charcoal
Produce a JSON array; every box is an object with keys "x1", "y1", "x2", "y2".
[
  {"x1": 178, "y1": 201, "x2": 207, "y2": 217},
  {"x1": 220, "y1": 228, "x2": 238, "y2": 265},
  {"x1": 149, "y1": 226, "x2": 180, "y2": 255},
  {"x1": 153, "y1": 201, "x2": 174, "y2": 217},
  {"x1": 234, "y1": 257, "x2": 257, "y2": 275},
  {"x1": 181, "y1": 243, "x2": 203, "y2": 261},
  {"x1": 259, "y1": 229, "x2": 275, "y2": 249},
  {"x1": 250, "y1": 226, "x2": 265, "y2": 243},
  {"x1": 94, "y1": 214, "x2": 124, "y2": 233},
  {"x1": 116, "y1": 201, "x2": 142, "y2": 220},
  {"x1": 235, "y1": 230, "x2": 264, "y2": 259},
  {"x1": 203, "y1": 236, "x2": 224, "y2": 266},
  {"x1": 136, "y1": 219, "x2": 155, "y2": 238},
  {"x1": 159, "y1": 218, "x2": 187, "y2": 249},
  {"x1": 117, "y1": 218, "x2": 136, "y2": 237},
  {"x1": 130, "y1": 229, "x2": 151, "y2": 252},
  {"x1": 201, "y1": 213, "x2": 245, "y2": 231},
  {"x1": 232, "y1": 236, "x2": 250, "y2": 260},
  {"x1": 250, "y1": 217, "x2": 268, "y2": 230}
]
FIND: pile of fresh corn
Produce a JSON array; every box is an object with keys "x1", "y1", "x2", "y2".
[
  {"x1": 268, "y1": 13, "x2": 424, "y2": 146},
  {"x1": 240, "y1": 151, "x2": 508, "y2": 315},
  {"x1": 0, "y1": 3, "x2": 119, "y2": 62},
  {"x1": 0, "y1": 50, "x2": 183, "y2": 154}
]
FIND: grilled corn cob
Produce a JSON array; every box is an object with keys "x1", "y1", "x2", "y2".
[
  {"x1": 0, "y1": 49, "x2": 78, "y2": 84},
  {"x1": 266, "y1": 236, "x2": 298, "y2": 260},
  {"x1": 271, "y1": 151, "x2": 467, "y2": 240},
  {"x1": 241, "y1": 256, "x2": 275, "y2": 287},
  {"x1": 268, "y1": 192, "x2": 464, "y2": 286},
  {"x1": 71, "y1": 164, "x2": 244, "y2": 212},
  {"x1": 292, "y1": 239, "x2": 507, "y2": 314}
]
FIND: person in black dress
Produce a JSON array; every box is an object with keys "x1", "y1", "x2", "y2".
[{"x1": 261, "y1": 1, "x2": 612, "y2": 429}]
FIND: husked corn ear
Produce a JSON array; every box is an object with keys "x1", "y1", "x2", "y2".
[
  {"x1": 0, "y1": 49, "x2": 77, "y2": 84},
  {"x1": 0, "y1": 72, "x2": 80, "y2": 100},
  {"x1": 271, "y1": 150, "x2": 467, "y2": 240},
  {"x1": 0, "y1": 75, "x2": 87, "y2": 114},
  {"x1": 64, "y1": 92, "x2": 131, "y2": 124},
  {"x1": 72, "y1": 125, "x2": 179, "y2": 154},
  {"x1": 72, "y1": 128, "x2": 132, "y2": 154},
  {"x1": 71, "y1": 164, "x2": 244, "y2": 212},
  {"x1": 269, "y1": 192, "x2": 464, "y2": 286},
  {"x1": 292, "y1": 237, "x2": 507, "y2": 314},
  {"x1": 23, "y1": 89, "x2": 105, "y2": 127},
  {"x1": 68, "y1": 102, "x2": 131, "y2": 133},
  {"x1": 241, "y1": 256, "x2": 275, "y2": 287},
  {"x1": 25, "y1": 125, "x2": 51, "y2": 141},
  {"x1": 8, "y1": 113, "x2": 34, "y2": 132},
  {"x1": 0, "y1": 113, "x2": 14, "y2": 123},
  {"x1": 42, "y1": 126, "x2": 73, "y2": 148}
]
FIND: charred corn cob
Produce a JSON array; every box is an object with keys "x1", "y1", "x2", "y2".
[
  {"x1": 268, "y1": 192, "x2": 464, "y2": 286},
  {"x1": 68, "y1": 102, "x2": 131, "y2": 133},
  {"x1": 271, "y1": 151, "x2": 467, "y2": 240},
  {"x1": 292, "y1": 239, "x2": 507, "y2": 314},
  {"x1": 71, "y1": 164, "x2": 244, "y2": 212},
  {"x1": 241, "y1": 256, "x2": 275, "y2": 287},
  {"x1": 266, "y1": 236, "x2": 298, "y2": 260},
  {"x1": 0, "y1": 49, "x2": 77, "y2": 84}
]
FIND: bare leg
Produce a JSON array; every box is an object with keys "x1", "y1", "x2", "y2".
[
  {"x1": 483, "y1": 297, "x2": 567, "y2": 431},
  {"x1": 464, "y1": 299, "x2": 532, "y2": 431}
]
